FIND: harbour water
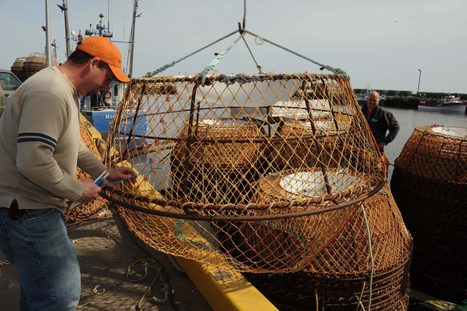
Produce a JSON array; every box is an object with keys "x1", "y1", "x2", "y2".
[{"x1": 382, "y1": 107, "x2": 466, "y2": 180}]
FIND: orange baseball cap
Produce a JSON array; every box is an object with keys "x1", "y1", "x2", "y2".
[{"x1": 76, "y1": 36, "x2": 130, "y2": 83}]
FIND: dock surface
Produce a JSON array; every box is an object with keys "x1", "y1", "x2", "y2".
[{"x1": 0, "y1": 211, "x2": 212, "y2": 311}]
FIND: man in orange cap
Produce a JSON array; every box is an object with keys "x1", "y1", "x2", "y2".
[
  {"x1": 0, "y1": 36, "x2": 136, "y2": 310},
  {"x1": 62, "y1": 35, "x2": 130, "y2": 95}
]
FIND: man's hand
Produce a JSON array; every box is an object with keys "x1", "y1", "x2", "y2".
[
  {"x1": 106, "y1": 167, "x2": 137, "y2": 182},
  {"x1": 78, "y1": 179, "x2": 102, "y2": 203}
]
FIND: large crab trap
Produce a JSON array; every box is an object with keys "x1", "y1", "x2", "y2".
[
  {"x1": 100, "y1": 71, "x2": 389, "y2": 272},
  {"x1": 391, "y1": 125, "x2": 467, "y2": 302}
]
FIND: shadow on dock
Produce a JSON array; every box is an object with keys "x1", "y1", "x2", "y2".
[{"x1": 0, "y1": 208, "x2": 212, "y2": 311}]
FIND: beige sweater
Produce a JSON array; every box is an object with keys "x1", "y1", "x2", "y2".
[{"x1": 0, "y1": 67, "x2": 107, "y2": 212}]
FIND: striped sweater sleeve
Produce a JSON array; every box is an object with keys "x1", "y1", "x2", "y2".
[
  {"x1": 78, "y1": 140, "x2": 107, "y2": 179},
  {"x1": 16, "y1": 91, "x2": 83, "y2": 201}
]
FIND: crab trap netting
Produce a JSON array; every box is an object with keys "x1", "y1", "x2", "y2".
[
  {"x1": 245, "y1": 185, "x2": 412, "y2": 311},
  {"x1": 101, "y1": 73, "x2": 391, "y2": 273},
  {"x1": 391, "y1": 125, "x2": 467, "y2": 303},
  {"x1": 64, "y1": 117, "x2": 108, "y2": 223}
]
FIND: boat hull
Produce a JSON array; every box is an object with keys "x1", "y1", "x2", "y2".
[
  {"x1": 418, "y1": 104, "x2": 466, "y2": 114},
  {"x1": 82, "y1": 109, "x2": 116, "y2": 135}
]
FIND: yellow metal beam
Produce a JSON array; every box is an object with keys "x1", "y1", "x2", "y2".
[{"x1": 176, "y1": 257, "x2": 278, "y2": 311}]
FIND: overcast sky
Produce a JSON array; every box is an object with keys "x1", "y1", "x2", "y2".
[{"x1": 1, "y1": 0, "x2": 466, "y2": 93}]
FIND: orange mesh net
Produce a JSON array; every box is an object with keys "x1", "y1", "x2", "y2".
[
  {"x1": 244, "y1": 185, "x2": 412, "y2": 310},
  {"x1": 98, "y1": 72, "x2": 400, "y2": 274},
  {"x1": 104, "y1": 73, "x2": 385, "y2": 212},
  {"x1": 394, "y1": 125, "x2": 466, "y2": 182},
  {"x1": 64, "y1": 116, "x2": 108, "y2": 223},
  {"x1": 305, "y1": 185, "x2": 412, "y2": 275}
]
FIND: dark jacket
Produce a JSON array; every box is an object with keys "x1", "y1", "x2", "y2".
[{"x1": 362, "y1": 104, "x2": 400, "y2": 145}]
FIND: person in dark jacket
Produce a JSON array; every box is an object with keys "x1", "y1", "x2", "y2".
[{"x1": 362, "y1": 91, "x2": 400, "y2": 152}]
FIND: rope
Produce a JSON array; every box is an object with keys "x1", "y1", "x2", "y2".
[
  {"x1": 148, "y1": 27, "x2": 346, "y2": 77},
  {"x1": 197, "y1": 34, "x2": 244, "y2": 85},
  {"x1": 241, "y1": 35, "x2": 262, "y2": 73},
  {"x1": 125, "y1": 258, "x2": 185, "y2": 311},
  {"x1": 237, "y1": 0, "x2": 262, "y2": 74},
  {"x1": 355, "y1": 281, "x2": 367, "y2": 311},
  {"x1": 244, "y1": 29, "x2": 347, "y2": 75},
  {"x1": 146, "y1": 30, "x2": 238, "y2": 76},
  {"x1": 78, "y1": 284, "x2": 106, "y2": 309},
  {"x1": 314, "y1": 287, "x2": 319, "y2": 311},
  {"x1": 360, "y1": 202, "x2": 374, "y2": 311},
  {"x1": 242, "y1": 0, "x2": 247, "y2": 30},
  {"x1": 356, "y1": 295, "x2": 367, "y2": 311},
  {"x1": 146, "y1": 0, "x2": 346, "y2": 78}
]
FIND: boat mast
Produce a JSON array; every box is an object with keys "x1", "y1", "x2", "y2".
[
  {"x1": 107, "y1": 0, "x2": 111, "y2": 37},
  {"x1": 128, "y1": 0, "x2": 139, "y2": 78},
  {"x1": 57, "y1": 0, "x2": 71, "y2": 58},
  {"x1": 44, "y1": 0, "x2": 52, "y2": 66}
]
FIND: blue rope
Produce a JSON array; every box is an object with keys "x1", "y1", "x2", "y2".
[
  {"x1": 145, "y1": 30, "x2": 238, "y2": 77},
  {"x1": 197, "y1": 34, "x2": 244, "y2": 85}
]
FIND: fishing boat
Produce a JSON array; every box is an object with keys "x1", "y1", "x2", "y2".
[
  {"x1": 418, "y1": 95, "x2": 467, "y2": 113},
  {"x1": 57, "y1": 0, "x2": 140, "y2": 137}
]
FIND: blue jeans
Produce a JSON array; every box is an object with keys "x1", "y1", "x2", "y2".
[{"x1": 0, "y1": 207, "x2": 80, "y2": 310}]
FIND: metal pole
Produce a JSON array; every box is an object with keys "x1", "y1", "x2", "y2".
[
  {"x1": 107, "y1": 0, "x2": 110, "y2": 33},
  {"x1": 52, "y1": 39, "x2": 58, "y2": 59},
  {"x1": 128, "y1": 0, "x2": 138, "y2": 78},
  {"x1": 417, "y1": 69, "x2": 422, "y2": 94},
  {"x1": 45, "y1": 0, "x2": 52, "y2": 66},
  {"x1": 63, "y1": 0, "x2": 71, "y2": 57}
]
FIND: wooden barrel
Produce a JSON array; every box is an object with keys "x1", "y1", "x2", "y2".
[
  {"x1": 10, "y1": 56, "x2": 27, "y2": 82},
  {"x1": 23, "y1": 53, "x2": 59, "y2": 80}
]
